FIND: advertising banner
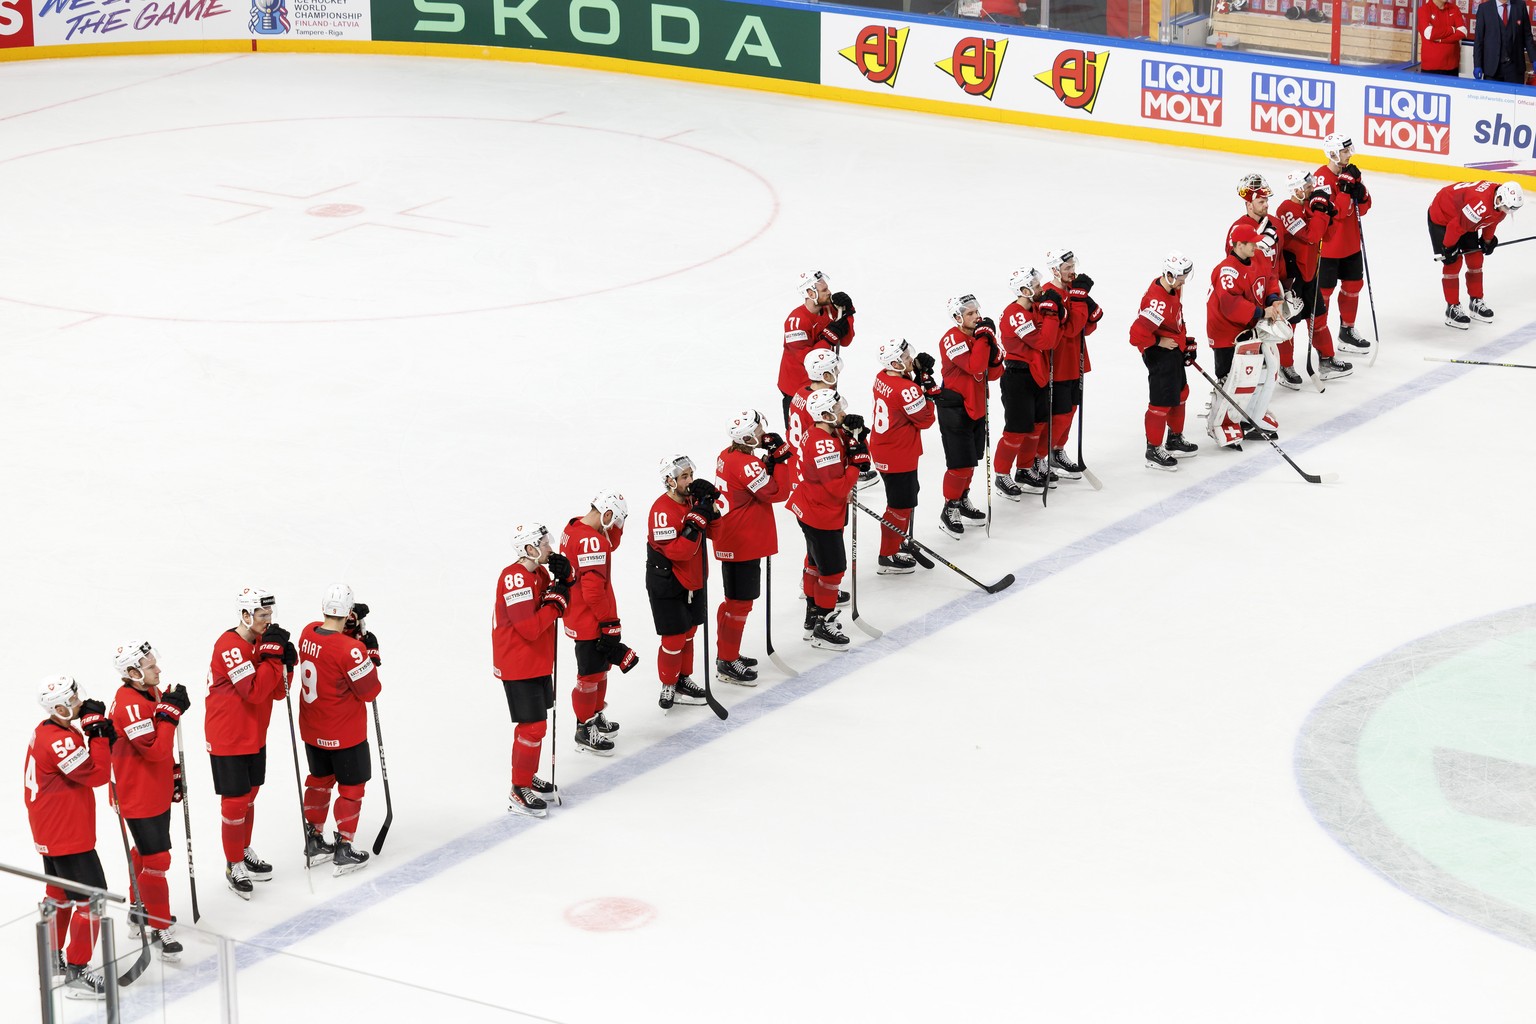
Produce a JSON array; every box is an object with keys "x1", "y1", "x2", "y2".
[
  {"x1": 25, "y1": 0, "x2": 369, "y2": 46},
  {"x1": 369, "y1": 0, "x2": 820, "y2": 83}
]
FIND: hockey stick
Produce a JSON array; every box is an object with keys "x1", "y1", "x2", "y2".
[
  {"x1": 174, "y1": 728, "x2": 199, "y2": 924},
  {"x1": 848, "y1": 495, "x2": 882, "y2": 639},
  {"x1": 1192, "y1": 362, "x2": 1338, "y2": 484},
  {"x1": 548, "y1": 644, "x2": 558, "y2": 802},
  {"x1": 1305, "y1": 237, "x2": 1326, "y2": 393},
  {"x1": 1075, "y1": 344, "x2": 1103, "y2": 490},
  {"x1": 282, "y1": 678, "x2": 315, "y2": 890},
  {"x1": 983, "y1": 406, "x2": 993, "y2": 536},
  {"x1": 763, "y1": 557, "x2": 798, "y2": 677},
  {"x1": 1424, "y1": 356, "x2": 1536, "y2": 369},
  {"x1": 1487, "y1": 233, "x2": 1536, "y2": 248},
  {"x1": 851, "y1": 499, "x2": 1014, "y2": 593},
  {"x1": 1042, "y1": 351, "x2": 1053, "y2": 508},
  {"x1": 1359, "y1": 217, "x2": 1382, "y2": 368},
  {"x1": 109, "y1": 780, "x2": 154, "y2": 987},
  {"x1": 369, "y1": 701, "x2": 394, "y2": 856},
  {"x1": 697, "y1": 537, "x2": 729, "y2": 720}
]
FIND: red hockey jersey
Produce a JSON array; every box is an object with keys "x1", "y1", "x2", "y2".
[
  {"x1": 778, "y1": 305, "x2": 853, "y2": 398},
  {"x1": 1429, "y1": 180, "x2": 1508, "y2": 250},
  {"x1": 1315, "y1": 164, "x2": 1372, "y2": 259},
  {"x1": 1275, "y1": 197, "x2": 1331, "y2": 282},
  {"x1": 24, "y1": 720, "x2": 110, "y2": 857},
  {"x1": 785, "y1": 427, "x2": 857, "y2": 531},
  {"x1": 648, "y1": 492, "x2": 707, "y2": 592},
  {"x1": 939, "y1": 325, "x2": 1003, "y2": 420},
  {"x1": 1129, "y1": 278, "x2": 1188, "y2": 353},
  {"x1": 296, "y1": 625, "x2": 380, "y2": 750},
  {"x1": 1206, "y1": 254, "x2": 1277, "y2": 349},
  {"x1": 205, "y1": 628, "x2": 286, "y2": 757},
  {"x1": 110, "y1": 681, "x2": 176, "y2": 819},
  {"x1": 492, "y1": 561, "x2": 559, "y2": 680},
  {"x1": 868, "y1": 370, "x2": 935, "y2": 474},
  {"x1": 560, "y1": 518, "x2": 622, "y2": 641},
  {"x1": 1034, "y1": 284, "x2": 1097, "y2": 382},
  {"x1": 712, "y1": 447, "x2": 782, "y2": 563}
]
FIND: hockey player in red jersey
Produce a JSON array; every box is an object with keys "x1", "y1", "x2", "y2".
[
  {"x1": 560, "y1": 490, "x2": 639, "y2": 755},
  {"x1": 1428, "y1": 180, "x2": 1523, "y2": 328},
  {"x1": 1207, "y1": 222, "x2": 1287, "y2": 448},
  {"x1": 1035, "y1": 251, "x2": 1102, "y2": 483},
  {"x1": 1274, "y1": 170, "x2": 1353, "y2": 384},
  {"x1": 1228, "y1": 174, "x2": 1300, "y2": 384},
  {"x1": 646, "y1": 455, "x2": 720, "y2": 711},
  {"x1": 935, "y1": 294, "x2": 1003, "y2": 537},
  {"x1": 493, "y1": 523, "x2": 570, "y2": 817},
  {"x1": 787, "y1": 348, "x2": 842, "y2": 463},
  {"x1": 1130, "y1": 252, "x2": 1200, "y2": 471},
  {"x1": 868, "y1": 338, "x2": 937, "y2": 570},
  {"x1": 206, "y1": 586, "x2": 289, "y2": 899},
  {"x1": 297, "y1": 584, "x2": 381, "y2": 875},
  {"x1": 25, "y1": 675, "x2": 113, "y2": 999},
  {"x1": 785, "y1": 388, "x2": 863, "y2": 650},
  {"x1": 713, "y1": 410, "x2": 790, "y2": 684},
  {"x1": 109, "y1": 640, "x2": 188, "y2": 961},
  {"x1": 778, "y1": 270, "x2": 856, "y2": 426},
  {"x1": 992, "y1": 266, "x2": 1062, "y2": 497},
  {"x1": 1314, "y1": 133, "x2": 1374, "y2": 355}
]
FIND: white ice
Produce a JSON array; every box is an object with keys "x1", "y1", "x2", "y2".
[{"x1": 0, "y1": 51, "x2": 1533, "y2": 1024}]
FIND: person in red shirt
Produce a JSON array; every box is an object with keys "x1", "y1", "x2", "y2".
[
  {"x1": 992, "y1": 267, "x2": 1059, "y2": 497},
  {"x1": 868, "y1": 338, "x2": 937, "y2": 570},
  {"x1": 297, "y1": 584, "x2": 381, "y2": 875},
  {"x1": 787, "y1": 348, "x2": 843, "y2": 465},
  {"x1": 1130, "y1": 252, "x2": 1200, "y2": 471},
  {"x1": 785, "y1": 388, "x2": 864, "y2": 649},
  {"x1": 935, "y1": 294, "x2": 1004, "y2": 537},
  {"x1": 206, "y1": 586, "x2": 290, "y2": 899},
  {"x1": 778, "y1": 270, "x2": 855, "y2": 426},
  {"x1": 1228, "y1": 174, "x2": 1299, "y2": 384},
  {"x1": 1428, "y1": 180, "x2": 1523, "y2": 327},
  {"x1": 25, "y1": 675, "x2": 114, "y2": 999},
  {"x1": 712, "y1": 410, "x2": 790, "y2": 684},
  {"x1": 1274, "y1": 170, "x2": 1353, "y2": 384},
  {"x1": 1418, "y1": 0, "x2": 1469, "y2": 74},
  {"x1": 646, "y1": 455, "x2": 718, "y2": 711},
  {"x1": 1036, "y1": 251, "x2": 1102, "y2": 481},
  {"x1": 1207, "y1": 221, "x2": 1287, "y2": 447},
  {"x1": 109, "y1": 640, "x2": 189, "y2": 961},
  {"x1": 560, "y1": 490, "x2": 639, "y2": 756},
  {"x1": 1315, "y1": 133, "x2": 1374, "y2": 355},
  {"x1": 493, "y1": 522, "x2": 570, "y2": 816}
]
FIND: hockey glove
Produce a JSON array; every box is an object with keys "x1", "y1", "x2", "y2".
[
  {"x1": 155, "y1": 684, "x2": 192, "y2": 725},
  {"x1": 79, "y1": 699, "x2": 111, "y2": 738},
  {"x1": 596, "y1": 636, "x2": 639, "y2": 674},
  {"x1": 917, "y1": 369, "x2": 941, "y2": 396},
  {"x1": 913, "y1": 351, "x2": 936, "y2": 376},
  {"x1": 172, "y1": 762, "x2": 184, "y2": 803},
  {"x1": 846, "y1": 440, "x2": 872, "y2": 470},
  {"x1": 1072, "y1": 273, "x2": 1095, "y2": 294},
  {"x1": 841, "y1": 413, "x2": 866, "y2": 442},
  {"x1": 1067, "y1": 286, "x2": 1090, "y2": 304},
  {"x1": 359, "y1": 631, "x2": 381, "y2": 667},
  {"x1": 1309, "y1": 194, "x2": 1336, "y2": 217},
  {"x1": 598, "y1": 619, "x2": 622, "y2": 640},
  {"x1": 976, "y1": 315, "x2": 997, "y2": 333},
  {"x1": 680, "y1": 508, "x2": 709, "y2": 541},
  {"x1": 1183, "y1": 339, "x2": 1198, "y2": 366},
  {"x1": 281, "y1": 641, "x2": 298, "y2": 670},
  {"x1": 1481, "y1": 236, "x2": 1498, "y2": 255},
  {"x1": 830, "y1": 291, "x2": 856, "y2": 316},
  {"x1": 824, "y1": 317, "x2": 852, "y2": 343},
  {"x1": 761, "y1": 431, "x2": 791, "y2": 467},
  {"x1": 257, "y1": 624, "x2": 290, "y2": 663},
  {"x1": 546, "y1": 552, "x2": 573, "y2": 584},
  {"x1": 539, "y1": 585, "x2": 569, "y2": 616},
  {"x1": 344, "y1": 603, "x2": 370, "y2": 638}
]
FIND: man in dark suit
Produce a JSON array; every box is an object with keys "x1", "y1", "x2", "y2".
[{"x1": 1474, "y1": 0, "x2": 1536, "y2": 82}]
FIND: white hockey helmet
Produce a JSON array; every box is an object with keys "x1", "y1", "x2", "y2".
[
  {"x1": 1008, "y1": 267, "x2": 1041, "y2": 296},
  {"x1": 796, "y1": 269, "x2": 830, "y2": 301},
  {"x1": 591, "y1": 489, "x2": 628, "y2": 530},
  {"x1": 658, "y1": 453, "x2": 695, "y2": 489},
  {"x1": 1163, "y1": 250, "x2": 1194, "y2": 279},
  {"x1": 877, "y1": 338, "x2": 912, "y2": 371},
  {"x1": 805, "y1": 388, "x2": 844, "y2": 424},
  {"x1": 1044, "y1": 250, "x2": 1077, "y2": 282},
  {"x1": 804, "y1": 348, "x2": 842, "y2": 385},
  {"x1": 112, "y1": 640, "x2": 155, "y2": 680},
  {"x1": 1236, "y1": 172, "x2": 1271, "y2": 202},
  {"x1": 1282, "y1": 170, "x2": 1314, "y2": 198},
  {"x1": 36, "y1": 675, "x2": 79, "y2": 716},
  {"x1": 1322, "y1": 132, "x2": 1353, "y2": 163},
  {"x1": 726, "y1": 409, "x2": 766, "y2": 446},
  {"x1": 236, "y1": 586, "x2": 275, "y2": 622},
  {"x1": 510, "y1": 522, "x2": 550, "y2": 561},
  {"x1": 946, "y1": 294, "x2": 980, "y2": 322},
  {"x1": 321, "y1": 583, "x2": 355, "y2": 618},
  {"x1": 1495, "y1": 181, "x2": 1524, "y2": 213}
]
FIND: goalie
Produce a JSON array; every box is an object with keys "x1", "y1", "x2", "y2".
[{"x1": 1206, "y1": 221, "x2": 1288, "y2": 449}]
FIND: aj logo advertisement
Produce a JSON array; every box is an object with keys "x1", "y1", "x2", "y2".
[
  {"x1": 934, "y1": 35, "x2": 1006, "y2": 100},
  {"x1": 1034, "y1": 49, "x2": 1109, "y2": 114},
  {"x1": 839, "y1": 24, "x2": 908, "y2": 88}
]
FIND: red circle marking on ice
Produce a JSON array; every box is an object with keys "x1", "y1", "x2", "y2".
[
  {"x1": 563, "y1": 897, "x2": 657, "y2": 932},
  {"x1": 306, "y1": 203, "x2": 364, "y2": 217}
]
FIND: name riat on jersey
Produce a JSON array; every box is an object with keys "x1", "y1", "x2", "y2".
[{"x1": 300, "y1": 637, "x2": 324, "y2": 660}]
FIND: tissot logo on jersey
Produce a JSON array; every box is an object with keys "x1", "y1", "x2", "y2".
[
  {"x1": 935, "y1": 36, "x2": 1006, "y2": 100},
  {"x1": 1364, "y1": 86, "x2": 1450, "y2": 154},
  {"x1": 1034, "y1": 49, "x2": 1108, "y2": 113},
  {"x1": 840, "y1": 25, "x2": 908, "y2": 88},
  {"x1": 1250, "y1": 73, "x2": 1334, "y2": 139},
  {"x1": 1141, "y1": 60, "x2": 1222, "y2": 126}
]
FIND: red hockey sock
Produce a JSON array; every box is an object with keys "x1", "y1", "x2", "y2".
[
  {"x1": 1169, "y1": 402, "x2": 1187, "y2": 435},
  {"x1": 880, "y1": 507, "x2": 910, "y2": 557},
  {"x1": 813, "y1": 573, "x2": 843, "y2": 611},
  {"x1": 302, "y1": 775, "x2": 334, "y2": 831},
  {"x1": 138, "y1": 850, "x2": 173, "y2": 930},
  {"x1": 1051, "y1": 411, "x2": 1074, "y2": 448},
  {"x1": 716, "y1": 598, "x2": 751, "y2": 662},
  {"x1": 1279, "y1": 337, "x2": 1295, "y2": 366},
  {"x1": 657, "y1": 633, "x2": 686, "y2": 684},
  {"x1": 1338, "y1": 281, "x2": 1361, "y2": 324},
  {"x1": 1441, "y1": 265, "x2": 1461, "y2": 303},
  {"x1": 573, "y1": 673, "x2": 605, "y2": 723},
  {"x1": 942, "y1": 469, "x2": 967, "y2": 501},
  {"x1": 1465, "y1": 250, "x2": 1485, "y2": 299},
  {"x1": 680, "y1": 628, "x2": 698, "y2": 677},
  {"x1": 1028, "y1": 427, "x2": 1047, "y2": 462},
  {"x1": 511, "y1": 719, "x2": 547, "y2": 788},
  {"x1": 994, "y1": 431, "x2": 1026, "y2": 474},
  {"x1": 243, "y1": 786, "x2": 259, "y2": 848},
  {"x1": 45, "y1": 886, "x2": 71, "y2": 951},
  {"x1": 801, "y1": 558, "x2": 815, "y2": 600},
  {"x1": 1145, "y1": 406, "x2": 1169, "y2": 445},
  {"x1": 334, "y1": 784, "x2": 365, "y2": 842},
  {"x1": 221, "y1": 792, "x2": 254, "y2": 863},
  {"x1": 65, "y1": 901, "x2": 98, "y2": 967}
]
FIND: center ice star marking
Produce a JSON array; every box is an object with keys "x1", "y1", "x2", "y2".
[{"x1": 186, "y1": 183, "x2": 488, "y2": 240}]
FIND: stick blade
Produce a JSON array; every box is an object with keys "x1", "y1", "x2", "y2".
[
  {"x1": 1081, "y1": 467, "x2": 1104, "y2": 491},
  {"x1": 767, "y1": 652, "x2": 800, "y2": 678},
  {"x1": 985, "y1": 574, "x2": 1016, "y2": 594},
  {"x1": 1308, "y1": 472, "x2": 1340, "y2": 485},
  {"x1": 371, "y1": 819, "x2": 391, "y2": 856},
  {"x1": 853, "y1": 616, "x2": 884, "y2": 640},
  {"x1": 704, "y1": 687, "x2": 729, "y2": 720}
]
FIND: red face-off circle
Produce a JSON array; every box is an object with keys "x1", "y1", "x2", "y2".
[{"x1": 563, "y1": 897, "x2": 657, "y2": 932}]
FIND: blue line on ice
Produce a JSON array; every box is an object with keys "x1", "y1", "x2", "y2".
[{"x1": 127, "y1": 318, "x2": 1536, "y2": 1017}]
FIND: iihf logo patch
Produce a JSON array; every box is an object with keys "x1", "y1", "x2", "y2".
[{"x1": 249, "y1": 0, "x2": 290, "y2": 36}]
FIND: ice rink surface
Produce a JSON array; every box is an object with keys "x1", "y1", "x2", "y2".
[{"x1": 0, "y1": 50, "x2": 1533, "y2": 1023}]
